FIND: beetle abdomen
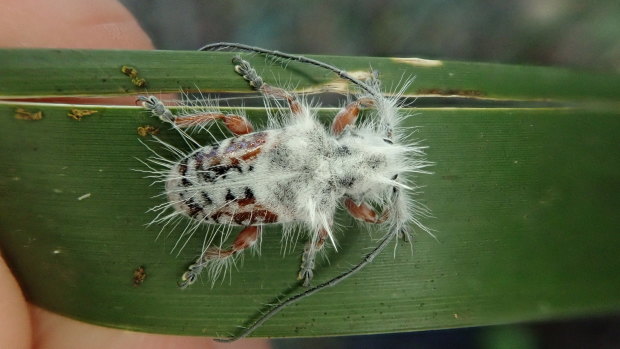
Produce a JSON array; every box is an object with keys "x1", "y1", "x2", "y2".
[{"x1": 166, "y1": 131, "x2": 280, "y2": 225}]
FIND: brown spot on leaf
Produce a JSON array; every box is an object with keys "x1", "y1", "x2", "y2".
[
  {"x1": 132, "y1": 77, "x2": 147, "y2": 87},
  {"x1": 137, "y1": 125, "x2": 159, "y2": 137},
  {"x1": 121, "y1": 65, "x2": 148, "y2": 88},
  {"x1": 68, "y1": 109, "x2": 98, "y2": 121},
  {"x1": 133, "y1": 266, "x2": 147, "y2": 287},
  {"x1": 121, "y1": 65, "x2": 139, "y2": 77},
  {"x1": 14, "y1": 108, "x2": 43, "y2": 120}
]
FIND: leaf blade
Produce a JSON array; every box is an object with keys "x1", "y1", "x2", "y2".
[
  {"x1": 1, "y1": 99, "x2": 619, "y2": 337},
  {"x1": 1, "y1": 49, "x2": 619, "y2": 104}
]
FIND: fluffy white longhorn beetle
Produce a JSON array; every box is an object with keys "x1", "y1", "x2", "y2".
[{"x1": 138, "y1": 43, "x2": 431, "y2": 341}]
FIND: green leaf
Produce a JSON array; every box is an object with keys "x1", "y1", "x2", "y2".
[
  {"x1": 2, "y1": 49, "x2": 619, "y2": 103},
  {"x1": 1, "y1": 49, "x2": 619, "y2": 338}
]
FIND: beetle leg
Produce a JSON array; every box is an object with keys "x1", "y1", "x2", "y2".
[
  {"x1": 298, "y1": 227, "x2": 329, "y2": 287},
  {"x1": 180, "y1": 225, "x2": 262, "y2": 288},
  {"x1": 331, "y1": 97, "x2": 375, "y2": 135},
  {"x1": 345, "y1": 199, "x2": 410, "y2": 242},
  {"x1": 138, "y1": 95, "x2": 254, "y2": 136},
  {"x1": 344, "y1": 198, "x2": 386, "y2": 223},
  {"x1": 232, "y1": 56, "x2": 306, "y2": 116},
  {"x1": 172, "y1": 112, "x2": 254, "y2": 135}
]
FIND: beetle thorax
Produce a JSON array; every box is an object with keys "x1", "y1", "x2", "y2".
[{"x1": 333, "y1": 130, "x2": 400, "y2": 201}]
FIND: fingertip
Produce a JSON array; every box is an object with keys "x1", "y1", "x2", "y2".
[
  {"x1": 0, "y1": 0, "x2": 154, "y2": 105},
  {"x1": 0, "y1": 0, "x2": 153, "y2": 49},
  {"x1": 30, "y1": 306, "x2": 272, "y2": 349},
  {"x1": 0, "y1": 254, "x2": 31, "y2": 349}
]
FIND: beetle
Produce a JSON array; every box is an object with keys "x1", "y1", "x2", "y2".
[{"x1": 138, "y1": 43, "x2": 430, "y2": 341}]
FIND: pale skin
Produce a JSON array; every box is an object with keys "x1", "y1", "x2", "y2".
[{"x1": 0, "y1": 0, "x2": 272, "y2": 348}]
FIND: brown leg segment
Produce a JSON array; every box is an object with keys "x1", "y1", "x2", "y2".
[
  {"x1": 202, "y1": 225, "x2": 262, "y2": 259},
  {"x1": 173, "y1": 112, "x2": 254, "y2": 135},
  {"x1": 331, "y1": 97, "x2": 375, "y2": 135},
  {"x1": 344, "y1": 198, "x2": 386, "y2": 223},
  {"x1": 233, "y1": 56, "x2": 306, "y2": 116},
  {"x1": 259, "y1": 84, "x2": 304, "y2": 116},
  {"x1": 139, "y1": 95, "x2": 255, "y2": 136},
  {"x1": 180, "y1": 225, "x2": 263, "y2": 288}
]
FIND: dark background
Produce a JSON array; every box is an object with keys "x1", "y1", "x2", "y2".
[
  {"x1": 119, "y1": 1, "x2": 620, "y2": 348},
  {"x1": 121, "y1": 0, "x2": 619, "y2": 71}
]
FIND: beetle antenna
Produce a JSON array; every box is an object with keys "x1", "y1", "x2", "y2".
[
  {"x1": 214, "y1": 226, "x2": 400, "y2": 342},
  {"x1": 199, "y1": 42, "x2": 379, "y2": 98}
]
